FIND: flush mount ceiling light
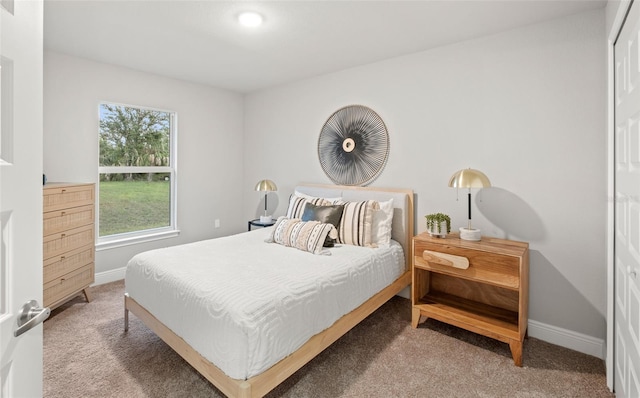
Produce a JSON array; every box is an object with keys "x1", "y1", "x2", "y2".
[{"x1": 238, "y1": 11, "x2": 263, "y2": 28}]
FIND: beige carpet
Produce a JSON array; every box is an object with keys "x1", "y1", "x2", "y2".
[{"x1": 44, "y1": 280, "x2": 613, "y2": 398}]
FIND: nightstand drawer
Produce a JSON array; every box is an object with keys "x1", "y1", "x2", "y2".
[{"x1": 414, "y1": 240, "x2": 520, "y2": 289}]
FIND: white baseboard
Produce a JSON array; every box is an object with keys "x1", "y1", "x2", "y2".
[
  {"x1": 96, "y1": 269, "x2": 606, "y2": 360},
  {"x1": 93, "y1": 266, "x2": 126, "y2": 286},
  {"x1": 528, "y1": 319, "x2": 605, "y2": 360}
]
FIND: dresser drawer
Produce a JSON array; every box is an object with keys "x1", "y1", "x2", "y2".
[
  {"x1": 44, "y1": 263, "x2": 94, "y2": 308},
  {"x1": 413, "y1": 240, "x2": 520, "y2": 289},
  {"x1": 43, "y1": 183, "x2": 94, "y2": 212},
  {"x1": 43, "y1": 224, "x2": 94, "y2": 261},
  {"x1": 43, "y1": 204, "x2": 94, "y2": 236},
  {"x1": 43, "y1": 244, "x2": 94, "y2": 284}
]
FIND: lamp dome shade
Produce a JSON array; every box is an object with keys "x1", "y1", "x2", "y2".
[
  {"x1": 448, "y1": 169, "x2": 491, "y2": 188},
  {"x1": 255, "y1": 179, "x2": 277, "y2": 192}
]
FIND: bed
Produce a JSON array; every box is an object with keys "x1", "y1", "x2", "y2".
[{"x1": 124, "y1": 184, "x2": 414, "y2": 397}]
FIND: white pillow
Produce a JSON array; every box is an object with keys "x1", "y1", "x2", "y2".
[
  {"x1": 371, "y1": 198, "x2": 394, "y2": 247},
  {"x1": 294, "y1": 190, "x2": 342, "y2": 203}
]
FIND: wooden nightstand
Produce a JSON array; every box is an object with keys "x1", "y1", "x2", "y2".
[{"x1": 411, "y1": 232, "x2": 529, "y2": 366}]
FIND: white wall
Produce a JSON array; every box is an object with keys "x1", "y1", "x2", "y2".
[
  {"x1": 243, "y1": 10, "x2": 607, "y2": 341},
  {"x1": 44, "y1": 52, "x2": 245, "y2": 275}
]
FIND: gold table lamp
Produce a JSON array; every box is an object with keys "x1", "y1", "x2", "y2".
[
  {"x1": 255, "y1": 179, "x2": 277, "y2": 223},
  {"x1": 448, "y1": 168, "x2": 491, "y2": 241}
]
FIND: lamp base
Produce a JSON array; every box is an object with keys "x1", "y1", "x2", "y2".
[
  {"x1": 459, "y1": 227, "x2": 481, "y2": 241},
  {"x1": 260, "y1": 215, "x2": 272, "y2": 223}
]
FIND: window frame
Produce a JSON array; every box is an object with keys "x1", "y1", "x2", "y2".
[{"x1": 96, "y1": 102, "x2": 179, "y2": 251}]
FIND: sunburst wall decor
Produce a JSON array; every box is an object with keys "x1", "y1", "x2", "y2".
[{"x1": 317, "y1": 105, "x2": 389, "y2": 186}]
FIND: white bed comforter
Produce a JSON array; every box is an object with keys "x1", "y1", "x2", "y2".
[{"x1": 125, "y1": 228, "x2": 405, "y2": 380}]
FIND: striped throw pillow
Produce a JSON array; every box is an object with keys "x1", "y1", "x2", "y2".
[
  {"x1": 336, "y1": 200, "x2": 380, "y2": 247},
  {"x1": 266, "y1": 217, "x2": 337, "y2": 255}
]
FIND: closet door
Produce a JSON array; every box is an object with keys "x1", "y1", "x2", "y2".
[{"x1": 614, "y1": 1, "x2": 640, "y2": 396}]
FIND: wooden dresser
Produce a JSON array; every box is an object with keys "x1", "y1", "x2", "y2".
[
  {"x1": 43, "y1": 182, "x2": 95, "y2": 310},
  {"x1": 411, "y1": 232, "x2": 529, "y2": 366}
]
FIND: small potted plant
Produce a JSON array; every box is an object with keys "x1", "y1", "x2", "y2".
[{"x1": 425, "y1": 213, "x2": 451, "y2": 238}]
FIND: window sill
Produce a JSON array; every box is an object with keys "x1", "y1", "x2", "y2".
[{"x1": 96, "y1": 229, "x2": 181, "y2": 251}]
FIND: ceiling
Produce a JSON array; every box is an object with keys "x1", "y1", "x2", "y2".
[{"x1": 44, "y1": 0, "x2": 606, "y2": 94}]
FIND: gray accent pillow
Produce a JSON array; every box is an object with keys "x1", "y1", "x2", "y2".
[{"x1": 301, "y1": 203, "x2": 345, "y2": 247}]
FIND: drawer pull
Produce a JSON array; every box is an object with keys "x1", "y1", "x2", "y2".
[
  {"x1": 61, "y1": 233, "x2": 66, "y2": 238},
  {"x1": 60, "y1": 256, "x2": 65, "y2": 260},
  {"x1": 423, "y1": 250, "x2": 469, "y2": 270}
]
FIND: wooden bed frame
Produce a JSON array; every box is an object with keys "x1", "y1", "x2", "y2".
[{"x1": 124, "y1": 184, "x2": 414, "y2": 398}]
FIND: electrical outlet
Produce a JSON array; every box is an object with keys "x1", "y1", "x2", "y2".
[{"x1": 214, "y1": 219, "x2": 220, "y2": 228}]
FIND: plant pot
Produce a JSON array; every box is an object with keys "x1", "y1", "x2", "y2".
[{"x1": 428, "y1": 222, "x2": 448, "y2": 238}]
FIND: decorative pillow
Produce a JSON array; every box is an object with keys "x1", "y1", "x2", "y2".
[
  {"x1": 336, "y1": 200, "x2": 380, "y2": 247},
  {"x1": 371, "y1": 198, "x2": 394, "y2": 247},
  {"x1": 286, "y1": 194, "x2": 335, "y2": 219},
  {"x1": 301, "y1": 203, "x2": 345, "y2": 247},
  {"x1": 265, "y1": 217, "x2": 337, "y2": 255}
]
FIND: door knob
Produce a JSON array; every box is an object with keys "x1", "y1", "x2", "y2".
[{"x1": 14, "y1": 300, "x2": 50, "y2": 337}]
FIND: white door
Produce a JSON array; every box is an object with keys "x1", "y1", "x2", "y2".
[
  {"x1": 615, "y1": 1, "x2": 640, "y2": 396},
  {"x1": 0, "y1": 1, "x2": 45, "y2": 397}
]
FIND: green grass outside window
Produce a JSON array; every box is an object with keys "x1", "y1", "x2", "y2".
[{"x1": 99, "y1": 179, "x2": 170, "y2": 237}]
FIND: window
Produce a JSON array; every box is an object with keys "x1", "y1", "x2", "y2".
[{"x1": 97, "y1": 103, "x2": 178, "y2": 248}]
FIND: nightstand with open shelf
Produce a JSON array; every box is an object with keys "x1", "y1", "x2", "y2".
[{"x1": 411, "y1": 232, "x2": 529, "y2": 366}]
